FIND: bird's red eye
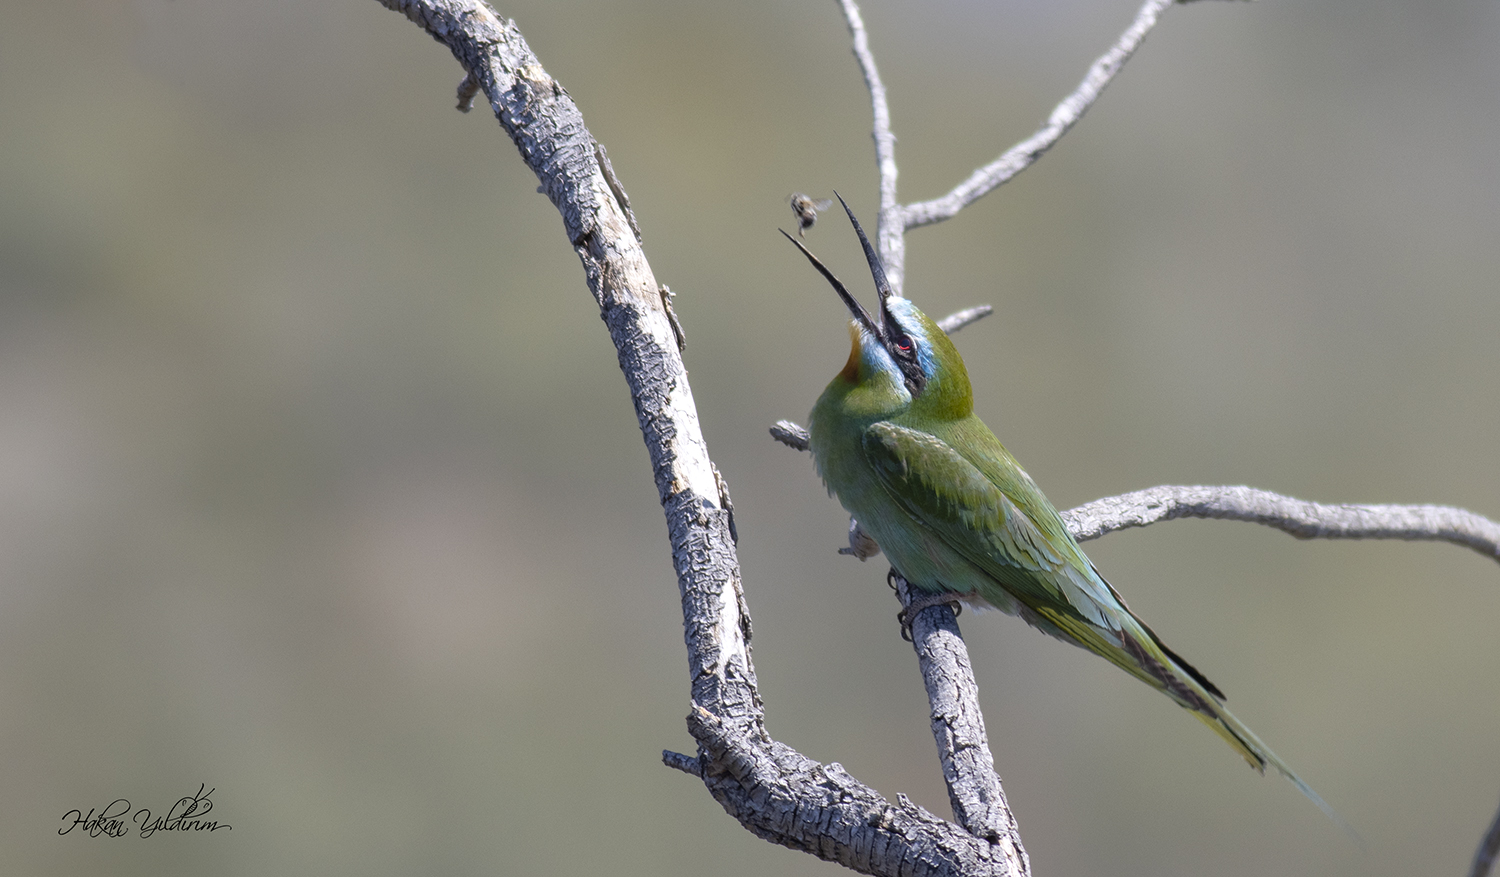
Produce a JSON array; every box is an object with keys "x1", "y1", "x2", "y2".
[{"x1": 896, "y1": 339, "x2": 911, "y2": 352}]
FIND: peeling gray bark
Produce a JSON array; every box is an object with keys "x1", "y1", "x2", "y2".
[{"x1": 689, "y1": 705, "x2": 1023, "y2": 877}]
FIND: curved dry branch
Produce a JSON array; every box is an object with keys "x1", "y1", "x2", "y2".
[
  {"x1": 902, "y1": 0, "x2": 1177, "y2": 231},
  {"x1": 377, "y1": 2, "x2": 1026, "y2": 874},
  {"x1": 380, "y1": 3, "x2": 1499, "y2": 874},
  {"x1": 1060, "y1": 485, "x2": 1500, "y2": 563}
]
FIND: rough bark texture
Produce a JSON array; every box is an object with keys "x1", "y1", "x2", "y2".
[
  {"x1": 896, "y1": 579, "x2": 1027, "y2": 865},
  {"x1": 377, "y1": 0, "x2": 755, "y2": 721},
  {"x1": 688, "y1": 705, "x2": 1021, "y2": 877}
]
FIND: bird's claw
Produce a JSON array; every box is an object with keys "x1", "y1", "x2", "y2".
[{"x1": 897, "y1": 590, "x2": 964, "y2": 642}]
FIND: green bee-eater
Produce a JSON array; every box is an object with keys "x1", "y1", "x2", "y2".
[{"x1": 783, "y1": 196, "x2": 1335, "y2": 819}]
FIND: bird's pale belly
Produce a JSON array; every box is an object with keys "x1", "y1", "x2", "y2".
[{"x1": 837, "y1": 475, "x2": 1024, "y2": 618}]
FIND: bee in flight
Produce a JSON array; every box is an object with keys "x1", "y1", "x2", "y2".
[{"x1": 789, "y1": 193, "x2": 834, "y2": 238}]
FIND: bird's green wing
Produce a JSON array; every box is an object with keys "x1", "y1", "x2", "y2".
[
  {"x1": 860, "y1": 421, "x2": 1352, "y2": 822},
  {"x1": 861, "y1": 421, "x2": 1127, "y2": 635},
  {"x1": 863, "y1": 420, "x2": 1243, "y2": 724}
]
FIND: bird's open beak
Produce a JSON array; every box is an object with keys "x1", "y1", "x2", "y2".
[
  {"x1": 830, "y1": 194, "x2": 898, "y2": 334},
  {"x1": 780, "y1": 229, "x2": 883, "y2": 341}
]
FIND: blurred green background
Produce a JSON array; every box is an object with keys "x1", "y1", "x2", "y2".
[{"x1": 3, "y1": 0, "x2": 1498, "y2": 874}]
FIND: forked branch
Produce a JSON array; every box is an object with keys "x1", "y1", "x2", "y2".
[
  {"x1": 1063, "y1": 485, "x2": 1500, "y2": 562},
  {"x1": 838, "y1": 0, "x2": 1190, "y2": 293},
  {"x1": 901, "y1": 0, "x2": 1181, "y2": 230},
  {"x1": 377, "y1": 1, "x2": 1027, "y2": 874}
]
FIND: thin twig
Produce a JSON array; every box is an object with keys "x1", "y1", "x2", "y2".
[
  {"x1": 1471, "y1": 794, "x2": 1500, "y2": 877},
  {"x1": 662, "y1": 749, "x2": 703, "y2": 777},
  {"x1": 770, "y1": 420, "x2": 811, "y2": 452},
  {"x1": 902, "y1": 0, "x2": 1176, "y2": 230},
  {"x1": 455, "y1": 72, "x2": 479, "y2": 112},
  {"x1": 937, "y1": 305, "x2": 994, "y2": 334},
  {"x1": 837, "y1": 0, "x2": 904, "y2": 293}
]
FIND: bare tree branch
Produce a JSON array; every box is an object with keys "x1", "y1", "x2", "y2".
[
  {"x1": 837, "y1": 0, "x2": 904, "y2": 293},
  {"x1": 1061, "y1": 485, "x2": 1500, "y2": 563},
  {"x1": 377, "y1": 2, "x2": 1027, "y2": 873},
  {"x1": 662, "y1": 749, "x2": 704, "y2": 777},
  {"x1": 895, "y1": 577, "x2": 1028, "y2": 861},
  {"x1": 687, "y1": 705, "x2": 1028, "y2": 877},
  {"x1": 1471, "y1": 794, "x2": 1500, "y2": 877},
  {"x1": 902, "y1": 0, "x2": 1177, "y2": 230},
  {"x1": 770, "y1": 420, "x2": 811, "y2": 452}
]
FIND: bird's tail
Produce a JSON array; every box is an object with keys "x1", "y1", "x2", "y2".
[
  {"x1": 1127, "y1": 627, "x2": 1355, "y2": 836},
  {"x1": 1032, "y1": 599, "x2": 1350, "y2": 831},
  {"x1": 1189, "y1": 693, "x2": 1346, "y2": 828}
]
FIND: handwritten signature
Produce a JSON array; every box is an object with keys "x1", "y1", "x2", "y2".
[{"x1": 59, "y1": 784, "x2": 232, "y2": 837}]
